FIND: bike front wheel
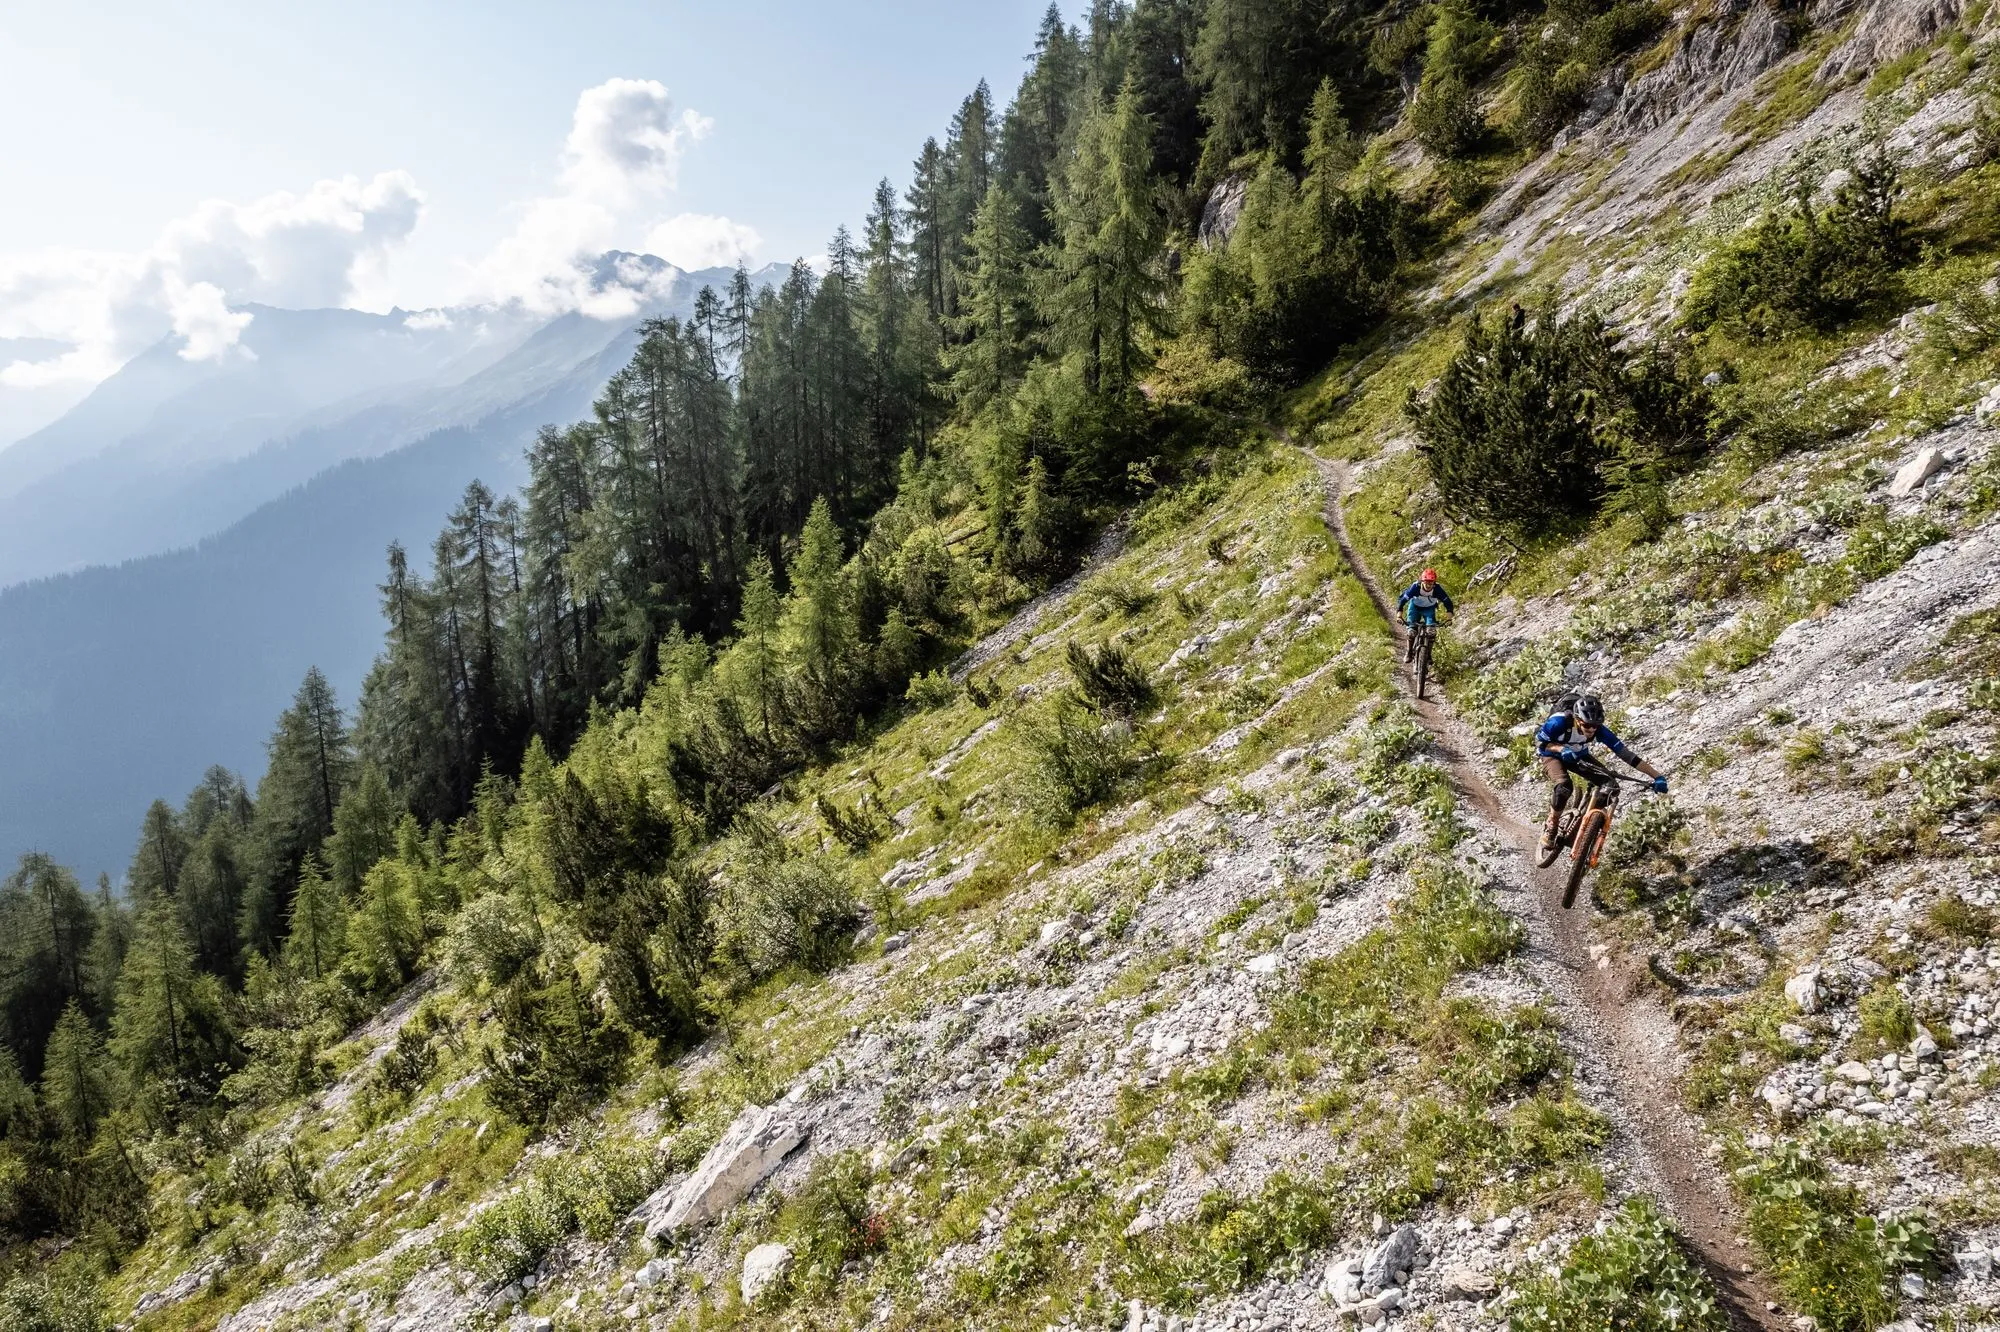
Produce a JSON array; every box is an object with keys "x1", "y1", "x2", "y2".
[
  {"x1": 1415, "y1": 635, "x2": 1433, "y2": 699},
  {"x1": 1562, "y1": 809, "x2": 1608, "y2": 909}
]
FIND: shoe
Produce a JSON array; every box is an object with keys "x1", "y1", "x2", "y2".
[{"x1": 1536, "y1": 826, "x2": 1562, "y2": 867}]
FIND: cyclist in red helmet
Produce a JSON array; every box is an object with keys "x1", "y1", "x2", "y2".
[{"x1": 1396, "y1": 568, "x2": 1454, "y2": 661}]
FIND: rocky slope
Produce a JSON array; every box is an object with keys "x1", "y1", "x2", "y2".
[{"x1": 100, "y1": 6, "x2": 2000, "y2": 1332}]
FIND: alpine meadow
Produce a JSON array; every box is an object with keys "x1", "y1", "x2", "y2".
[{"x1": 11, "y1": 1, "x2": 2000, "y2": 1330}]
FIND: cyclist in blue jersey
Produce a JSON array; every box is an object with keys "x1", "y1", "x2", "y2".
[
  {"x1": 1536, "y1": 693, "x2": 1668, "y2": 856},
  {"x1": 1397, "y1": 568, "x2": 1455, "y2": 661}
]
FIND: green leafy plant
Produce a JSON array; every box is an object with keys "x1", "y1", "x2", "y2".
[
  {"x1": 1066, "y1": 639, "x2": 1155, "y2": 716},
  {"x1": 454, "y1": 1142, "x2": 662, "y2": 1283},
  {"x1": 1510, "y1": 1196, "x2": 1725, "y2": 1331},
  {"x1": 1019, "y1": 692, "x2": 1139, "y2": 822}
]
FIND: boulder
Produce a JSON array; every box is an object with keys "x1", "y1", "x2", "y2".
[
  {"x1": 1784, "y1": 968, "x2": 1821, "y2": 1014},
  {"x1": 741, "y1": 1242, "x2": 793, "y2": 1305},
  {"x1": 1889, "y1": 447, "x2": 1946, "y2": 498},
  {"x1": 1362, "y1": 1224, "x2": 1421, "y2": 1295},
  {"x1": 646, "y1": 1103, "x2": 806, "y2": 1240}
]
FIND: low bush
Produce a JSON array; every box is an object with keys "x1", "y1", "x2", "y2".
[
  {"x1": 1409, "y1": 299, "x2": 1714, "y2": 538},
  {"x1": 1510, "y1": 1196, "x2": 1725, "y2": 1331},
  {"x1": 773, "y1": 1151, "x2": 887, "y2": 1301},
  {"x1": 714, "y1": 816, "x2": 864, "y2": 980},
  {"x1": 903, "y1": 670, "x2": 960, "y2": 711},
  {"x1": 1019, "y1": 693, "x2": 1138, "y2": 823},
  {"x1": 0, "y1": 1263, "x2": 109, "y2": 1332},
  {"x1": 480, "y1": 963, "x2": 632, "y2": 1129},
  {"x1": 1684, "y1": 150, "x2": 1910, "y2": 339},
  {"x1": 1923, "y1": 894, "x2": 1997, "y2": 944},
  {"x1": 454, "y1": 1142, "x2": 662, "y2": 1283},
  {"x1": 1066, "y1": 640, "x2": 1155, "y2": 716}
]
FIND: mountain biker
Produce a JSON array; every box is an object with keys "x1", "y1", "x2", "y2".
[
  {"x1": 1536, "y1": 693, "x2": 1668, "y2": 856},
  {"x1": 1397, "y1": 569, "x2": 1455, "y2": 662}
]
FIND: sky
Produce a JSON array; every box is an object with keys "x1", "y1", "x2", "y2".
[{"x1": 0, "y1": 0, "x2": 1066, "y2": 443}]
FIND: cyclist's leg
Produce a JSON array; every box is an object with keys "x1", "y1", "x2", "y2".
[{"x1": 1541, "y1": 755, "x2": 1572, "y2": 840}]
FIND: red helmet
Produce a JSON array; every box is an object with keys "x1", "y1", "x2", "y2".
[{"x1": 1421, "y1": 568, "x2": 1438, "y2": 583}]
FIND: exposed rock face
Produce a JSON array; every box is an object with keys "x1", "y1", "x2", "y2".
[
  {"x1": 1819, "y1": 0, "x2": 1963, "y2": 83},
  {"x1": 1362, "y1": 1223, "x2": 1422, "y2": 1296},
  {"x1": 1199, "y1": 175, "x2": 1249, "y2": 250},
  {"x1": 1608, "y1": 3, "x2": 1792, "y2": 136},
  {"x1": 643, "y1": 1102, "x2": 806, "y2": 1240}
]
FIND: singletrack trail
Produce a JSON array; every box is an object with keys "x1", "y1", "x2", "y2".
[{"x1": 1299, "y1": 443, "x2": 1787, "y2": 1331}]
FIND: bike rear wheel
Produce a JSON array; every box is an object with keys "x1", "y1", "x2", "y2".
[{"x1": 1562, "y1": 809, "x2": 1608, "y2": 909}]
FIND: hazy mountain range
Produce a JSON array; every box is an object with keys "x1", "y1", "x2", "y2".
[{"x1": 0, "y1": 256, "x2": 786, "y2": 879}]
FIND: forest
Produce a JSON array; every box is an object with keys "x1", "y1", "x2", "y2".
[{"x1": 0, "y1": 0, "x2": 1666, "y2": 1303}]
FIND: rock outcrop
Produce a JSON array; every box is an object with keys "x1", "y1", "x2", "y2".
[
  {"x1": 641, "y1": 1101, "x2": 807, "y2": 1241},
  {"x1": 1820, "y1": 0, "x2": 1964, "y2": 82}
]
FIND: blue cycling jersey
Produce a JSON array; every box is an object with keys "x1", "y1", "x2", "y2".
[
  {"x1": 1535, "y1": 711, "x2": 1636, "y2": 764},
  {"x1": 1398, "y1": 581, "x2": 1455, "y2": 623}
]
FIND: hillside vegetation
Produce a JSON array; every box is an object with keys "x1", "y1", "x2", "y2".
[{"x1": 9, "y1": 1, "x2": 2000, "y2": 1330}]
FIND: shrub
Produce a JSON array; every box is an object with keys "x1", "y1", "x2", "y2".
[
  {"x1": 1684, "y1": 149, "x2": 1910, "y2": 338},
  {"x1": 1510, "y1": 1196, "x2": 1726, "y2": 1331},
  {"x1": 904, "y1": 670, "x2": 959, "y2": 711},
  {"x1": 479, "y1": 964, "x2": 631, "y2": 1128},
  {"x1": 1923, "y1": 894, "x2": 1997, "y2": 944},
  {"x1": 774, "y1": 1151, "x2": 886, "y2": 1300},
  {"x1": 1020, "y1": 693, "x2": 1138, "y2": 823},
  {"x1": 441, "y1": 890, "x2": 539, "y2": 990},
  {"x1": 1408, "y1": 299, "x2": 1714, "y2": 538},
  {"x1": 1066, "y1": 640, "x2": 1155, "y2": 716},
  {"x1": 715, "y1": 816, "x2": 864, "y2": 980},
  {"x1": 1411, "y1": 70, "x2": 1484, "y2": 158},
  {"x1": 1604, "y1": 797, "x2": 1686, "y2": 867},
  {"x1": 455, "y1": 1142, "x2": 661, "y2": 1283},
  {"x1": 0, "y1": 1264, "x2": 108, "y2": 1332}
]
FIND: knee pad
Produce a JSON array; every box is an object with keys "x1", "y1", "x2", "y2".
[{"x1": 1551, "y1": 779, "x2": 1574, "y2": 810}]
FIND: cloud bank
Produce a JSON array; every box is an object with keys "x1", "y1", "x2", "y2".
[
  {"x1": 0, "y1": 171, "x2": 424, "y2": 386},
  {"x1": 0, "y1": 76, "x2": 765, "y2": 401},
  {"x1": 464, "y1": 79, "x2": 763, "y2": 316}
]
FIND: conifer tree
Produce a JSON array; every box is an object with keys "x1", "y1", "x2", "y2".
[
  {"x1": 126, "y1": 800, "x2": 187, "y2": 905},
  {"x1": 283, "y1": 854, "x2": 345, "y2": 983},
  {"x1": 0, "y1": 855, "x2": 96, "y2": 1075},
  {"x1": 782, "y1": 499, "x2": 857, "y2": 736},
  {"x1": 39, "y1": 1001, "x2": 110, "y2": 1145},
  {"x1": 326, "y1": 762, "x2": 399, "y2": 896},
  {"x1": 952, "y1": 185, "x2": 1035, "y2": 408},
  {"x1": 110, "y1": 899, "x2": 235, "y2": 1115},
  {"x1": 177, "y1": 822, "x2": 246, "y2": 981}
]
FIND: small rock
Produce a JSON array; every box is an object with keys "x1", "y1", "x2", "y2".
[
  {"x1": 1441, "y1": 1267, "x2": 1498, "y2": 1301},
  {"x1": 1899, "y1": 1270, "x2": 1926, "y2": 1298},
  {"x1": 1835, "y1": 1060, "x2": 1874, "y2": 1084},
  {"x1": 1040, "y1": 919, "x2": 1072, "y2": 946},
  {"x1": 1778, "y1": 1022, "x2": 1812, "y2": 1047},
  {"x1": 1246, "y1": 953, "x2": 1281, "y2": 975},
  {"x1": 741, "y1": 1242, "x2": 794, "y2": 1305},
  {"x1": 1125, "y1": 1210, "x2": 1160, "y2": 1238},
  {"x1": 881, "y1": 931, "x2": 908, "y2": 954},
  {"x1": 1785, "y1": 969, "x2": 1822, "y2": 1014},
  {"x1": 1362, "y1": 1224, "x2": 1421, "y2": 1295},
  {"x1": 1955, "y1": 1246, "x2": 1993, "y2": 1280},
  {"x1": 1911, "y1": 1029, "x2": 1940, "y2": 1060}
]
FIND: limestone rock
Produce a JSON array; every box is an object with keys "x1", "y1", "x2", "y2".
[
  {"x1": 1199, "y1": 176, "x2": 1248, "y2": 250},
  {"x1": 741, "y1": 1243, "x2": 793, "y2": 1305},
  {"x1": 646, "y1": 1103, "x2": 806, "y2": 1240},
  {"x1": 1889, "y1": 446, "x2": 1946, "y2": 498},
  {"x1": 1441, "y1": 1266, "x2": 1498, "y2": 1301},
  {"x1": 1956, "y1": 1246, "x2": 1994, "y2": 1279},
  {"x1": 1362, "y1": 1223, "x2": 1421, "y2": 1295},
  {"x1": 1785, "y1": 968, "x2": 1822, "y2": 1014},
  {"x1": 1820, "y1": 0, "x2": 1962, "y2": 83}
]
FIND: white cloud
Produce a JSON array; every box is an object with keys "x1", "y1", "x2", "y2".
[
  {"x1": 0, "y1": 170, "x2": 424, "y2": 384},
  {"x1": 642, "y1": 213, "x2": 763, "y2": 271},
  {"x1": 465, "y1": 79, "x2": 755, "y2": 315}
]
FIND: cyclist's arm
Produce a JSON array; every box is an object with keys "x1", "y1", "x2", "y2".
[
  {"x1": 1534, "y1": 717, "x2": 1568, "y2": 759},
  {"x1": 1602, "y1": 726, "x2": 1664, "y2": 780},
  {"x1": 1396, "y1": 584, "x2": 1414, "y2": 610},
  {"x1": 1437, "y1": 587, "x2": 1457, "y2": 614}
]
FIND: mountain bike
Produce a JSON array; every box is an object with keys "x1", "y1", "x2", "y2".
[
  {"x1": 1535, "y1": 757, "x2": 1657, "y2": 908},
  {"x1": 1404, "y1": 613, "x2": 1447, "y2": 700}
]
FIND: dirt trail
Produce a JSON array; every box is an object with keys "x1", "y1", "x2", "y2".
[{"x1": 1302, "y1": 446, "x2": 1787, "y2": 1331}]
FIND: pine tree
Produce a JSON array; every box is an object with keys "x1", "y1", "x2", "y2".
[
  {"x1": 907, "y1": 139, "x2": 951, "y2": 323},
  {"x1": 283, "y1": 854, "x2": 345, "y2": 983},
  {"x1": 726, "y1": 554, "x2": 785, "y2": 746},
  {"x1": 781, "y1": 499, "x2": 857, "y2": 737},
  {"x1": 39, "y1": 1001, "x2": 110, "y2": 1145},
  {"x1": 177, "y1": 821, "x2": 246, "y2": 980},
  {"x1": 110, "y1": 898, "x2": 235, "y2": 1116},
  {"x1": 125, "y1": 800, "x2": 187, "y2": 905},
  {"x1": 344, "y1": 858, "x2": 421, "y2": 994},
  {"x1": 85, "y1": 875, "x2": 130, "y2": 1019},
  {"x1": 326, "y1": 762, "x2": 399, "y2": 896},
  {"x1": 952, "y1": 185, "x2": 1035, "y2": 409},
  {"x1": 0, "y1": 854, "x2": 96, "y2": 1076}
]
